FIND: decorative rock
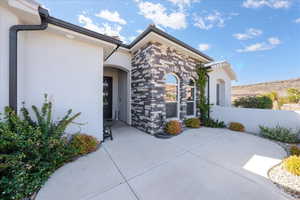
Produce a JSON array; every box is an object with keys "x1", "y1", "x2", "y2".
[{"x1": 269, "y1": 163, "x2": 300, "y2": 199}]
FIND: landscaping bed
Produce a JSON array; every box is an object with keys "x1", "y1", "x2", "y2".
[
  {"x1": 227, "y1": 124, "x2": 300, "y2": 199},
  {"x1": 269, "y1": 162, "x2": 300, "y2": 199},
  {"x1": 0, "y1": 96, "x2": 100, "y2": 200}
]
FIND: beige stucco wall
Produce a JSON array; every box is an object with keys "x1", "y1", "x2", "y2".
[
  {"x1": 105, "y1": 51, "x2": 131, "y2": 72},
  {"x1": 19, "y1": 30, "x2": 104, "y2": 140},
  {"x1": 212, "y1": 106, "x2": 300, "y2": 133}
]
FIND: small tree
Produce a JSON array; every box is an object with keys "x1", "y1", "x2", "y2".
[
  {"x1": 265, "y1": 91, "x2": 280, "y2": 110},
  {"x1": 287, "y1": 88, "x2": 300, "y2": 103}
]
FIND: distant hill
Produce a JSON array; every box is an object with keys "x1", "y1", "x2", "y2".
[{"x1": 232, "y1": 78, "x2": 300, "y2": 100}]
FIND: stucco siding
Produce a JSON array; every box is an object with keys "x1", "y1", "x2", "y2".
[
  {"x1": 19, "y1": 30, "x2": 103, "y2": 140},
  {"x1": 212, "y1": 106, "x2": 300, "y2": 134},
  {"x1": 105, "y1": 51, "x2": 131, "y2": 72},
  {"x1": 209, "y1": 67, "x2": 232, "y2": 107}
]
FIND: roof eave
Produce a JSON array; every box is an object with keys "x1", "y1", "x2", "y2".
[
  {"x1": 128, "y1": 25, "x2": 214, "y2": 62},
  {"x1": 206, "y1": 61, "x2": 237, "y2": 81},
  {"x1": 46, "y1": 15, "x2": 123, "y2": 46}
]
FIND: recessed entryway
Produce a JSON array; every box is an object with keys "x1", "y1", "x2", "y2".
[
  {"x1": 103, "y1": 76, "x2": 113, "y2": 120},
  {"x1": 103, "y1": 65, "x2": 130, "y2": 124}
]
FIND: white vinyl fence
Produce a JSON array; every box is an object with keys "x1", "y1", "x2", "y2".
[{"x1": 211, "y1": 106, "x2": 300, "y2": 134}]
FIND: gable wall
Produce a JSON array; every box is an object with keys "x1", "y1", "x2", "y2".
[{"x1": 131, "y1": 42, "x2": 203, "y2": 134}]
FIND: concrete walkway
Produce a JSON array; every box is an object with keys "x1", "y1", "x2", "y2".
[{"x1": 36, "y1": 124, "x2": 290, "y2": 200}]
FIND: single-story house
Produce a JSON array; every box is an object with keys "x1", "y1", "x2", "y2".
[{"x1": 0, "y1": 0, "x2": 236, "y2": 140}]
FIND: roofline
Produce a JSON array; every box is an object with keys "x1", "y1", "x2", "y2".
[
  {"x1": 205, "y1": 60, "x2": 237, "y2": 81},
  {"x1": 46, "y1": 13, "x2": 213, "y2": 61},
  {"x1": 38, "y1": 8, "x2": 213, "y2": 61},
  {"x1": 127, "y1": 25, "x2": 214, "y2": 61},
  {"x1": 46, "y1": 15, "x2": 123, "y2": 46}
]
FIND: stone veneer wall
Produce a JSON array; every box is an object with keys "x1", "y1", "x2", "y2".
[{"x1": 131, "y1": 42, "x2": 202, "y2": 134}]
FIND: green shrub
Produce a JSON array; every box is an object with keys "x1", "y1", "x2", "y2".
[
  {"x1": 290, "y1": 145, "x2": 300, "y2": 156},
  {"x1": 184, "y1": 118, "x2": 201, "y2": 128},
  {"x1": 203, "y1": 118, "x2": 226, "y2": 128},
  {"x1": 283, "y1": 156, "x2": 300, "y2": 176},
  {"x1": 229, "y1": 122, "x2": 245, "y2": 132},
  {"x1": 259, "y1": 125, "x2": 299, "y2": 143},
  {"x1": 0, "y1": 95, "x2": 81, "y2": 200},
  {"x1": 165, "y1": 120, "x2": 182, "y2": 135},
  {"x1": 233, "y1": 96, "x2": 273, "y2": 109},
  {"x1": 70, "y1": 134, "x2": 99, "y2": 155}
]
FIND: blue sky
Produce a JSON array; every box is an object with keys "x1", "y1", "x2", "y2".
[{"x1": 39, "y1": 0, "x2": 300, "y2": 85}]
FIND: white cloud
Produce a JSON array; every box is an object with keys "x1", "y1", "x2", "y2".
[
  {"x1": 78, "y1": 14, "x2": 125, "y2": 41},
  {"x1": 198, "y1": 43, "x2": 211, "y2": 51},
  {"x1": 136, "y1": 29, "x2": 144, "y2": 34},
  {"x1": 95, "y1": 10, "x2": 127, "y2": 25},
  {"x1": 193, "y1": 11, "x2": 233, "y2": 30},
  {"x1": 294, "y1": 18, "x2": 300, "y2": 23},
  {"x1": 233, "y1": 28, "x2": 263, "y2": 40},
  {"x1": 137, "y1": 1, "x2": 187, "y2": 30},
  {"x1": 167, "y1": 0, "x2": 199, "y2": 9},
  {"x1": 78, "y1": 15, "x2": 100, "y2": 32},
  {"x1": 237, "y1": 37, "x2": 281, "y2": 52},
  {"x1": 242, "y1": 0, "x2": 291, "y2": 9}
]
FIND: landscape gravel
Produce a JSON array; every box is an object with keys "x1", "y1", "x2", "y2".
[{"x1": 269, "y1": 163, "x2": 300, "y2": 199}]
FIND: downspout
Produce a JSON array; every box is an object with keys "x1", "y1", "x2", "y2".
[
  {"x1": 104, "y1": 44, "x2": 120, "y2": 61},
  {"x1": 9, "y1": 7, "x2": 49, "y2": 111}
]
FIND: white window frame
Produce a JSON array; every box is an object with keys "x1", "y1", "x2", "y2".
[
  {"x1": 164, "y1": 73, "x2": 180, "y2": 120},
  {"x1": 186, "y1": 78, "x2": 196, "y2": 117}
]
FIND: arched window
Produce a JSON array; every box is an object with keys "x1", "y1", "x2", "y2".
[
  {"x1": 187, "y1": 78, "x2": 196, "y2": 116},
  {"x1": 216, "y1": 79, "x2": 225, "y2": 106},
  {"x1": 164, "y1": 73, "x2": 179, "y2": 119}
]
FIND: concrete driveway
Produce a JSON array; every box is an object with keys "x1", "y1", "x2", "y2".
[{"x1": 37, "y1": 124, "x2": 290, "y2": 200}]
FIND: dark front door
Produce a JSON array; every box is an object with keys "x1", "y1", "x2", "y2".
[{"x1": 103, "y1": 76, "x2": 113, "y2": 119}]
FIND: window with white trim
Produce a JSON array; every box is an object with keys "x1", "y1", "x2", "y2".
[
  {"x1": 187, "y1": 78, "x2": 196, "y2": 116},
  {"x1": 164, "y1": 73, "x2": 179, "y2": 119}
]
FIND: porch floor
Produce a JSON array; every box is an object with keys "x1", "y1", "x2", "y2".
[{"x1": 36, "y1": 125, "x2": 290, "y2": 200}]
